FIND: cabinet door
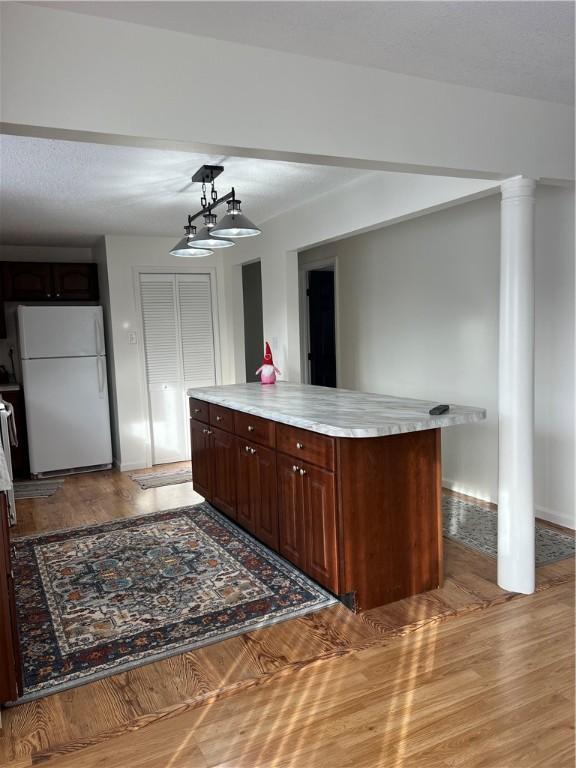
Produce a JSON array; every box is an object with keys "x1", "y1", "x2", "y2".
[
  {"x1": 277, "y1": 454, "x2": 306, "y2": 570},
  {"x1": 302, "y1": 463, "x2": 339, "y2": 593},
  {"x1": 3, "y1": 262, "x2": 53, "y2": 300},
  {"x1": 252, "y1": 444, "x2": 278, "y2": 550},
  {"x1": 52, "y1": 263, "x2": 99, "y2": 301},
  {"x1": 236, "y1": 440, "x2": 257, "y2": 536},
  {"x1": 210, "y1": 427, "x2": 237, "y2": 519},
  {"x1": 0, "y1": 493, "x2": 21, "y2": 704},
  {"x1": 190, "y1": 419, "x2": 212, "y2": 501},
  {"x1": 0, "y1": 389, "x2": 29, "y2": 478},
  {"x1": 236, "y1": 440, "x2": 278, "y2": 549}
]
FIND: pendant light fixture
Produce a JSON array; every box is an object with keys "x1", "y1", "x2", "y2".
[
  {"x1": 169, "y1": 165, "x2": 262, "y2": 259},
  {"x1": 169, "y1": 225, "x2": 214, "y2": 258},
  {"x1": 211, "y1": 190, "x2": 261, "y2": 238}
]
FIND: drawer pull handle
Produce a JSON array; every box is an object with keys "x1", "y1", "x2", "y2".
[
  {"x1": 203, "y1": 428, "x2": 213, "y2": 436},
  {"x1": 299, "y1": 468, "x2": 307, "y2": 476},
  {"x1": 247, "y1": 425, "x2": 255, "y2": 432},
  {"x1": 296, "y1": 442, "x2": 304, "y2": 450}
]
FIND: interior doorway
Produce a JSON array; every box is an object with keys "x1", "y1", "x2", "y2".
[
  {"x1": 242, "y1": 261, "x2": 264, "y2": 382},
  {"x1": 302, "y1": 264, "x2": 337, "y2": 387}
]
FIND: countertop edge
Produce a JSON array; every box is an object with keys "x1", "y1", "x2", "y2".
[{"x1": 187, "y1": 389, "x2": 487, "y2": 438}]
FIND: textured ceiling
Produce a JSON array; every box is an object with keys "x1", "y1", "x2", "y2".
[
  {"x1": 0, "y1": 135, "x2": 368, "y2": 246},
  {"x1": 39, "y1": 1, "x2": 574, "y2": 104}
]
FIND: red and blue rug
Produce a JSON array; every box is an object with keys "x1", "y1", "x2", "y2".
[{"x1": 12, "y1": 504, "x2": 336, "y2": 702}]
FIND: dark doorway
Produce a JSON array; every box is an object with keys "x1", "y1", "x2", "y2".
[
  {"x1": 242, "y1": 261, "x2": 264, "y2": 382},
  {"x1": 307, "y1": 270, "x2": 336, "y2": 387}
]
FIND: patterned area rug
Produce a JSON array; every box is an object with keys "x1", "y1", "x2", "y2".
[
  {"x1": 443, "y1": 495, "x2": 575, "y2": 565},
  {"x1": 14, "y1": 479, "x2": 64, "y2": 499},
  {"x1": 130, "y1": 468, "x2": 192, "y2": 490},
  {"x1": 12, "y1": 504, "x2": 335, "y2": 702}
]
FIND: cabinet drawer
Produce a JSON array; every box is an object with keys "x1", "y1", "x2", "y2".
[
  {"x1": 234, "y1": 411, "x2": 275, "y2": 448},
  {"x1": 209, "y1": 403, "x2": 234, "y2": 433},
  {"x1": 189, "y1": 398, "x2": 209, "y2": 423},
  {"x1": 276, "y1": 424, "x2": 335, "y2": 471}
]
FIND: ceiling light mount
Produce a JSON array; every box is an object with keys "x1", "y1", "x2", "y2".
[{"x1": 169, "y1": 165, "x2": 262, "y2": 258}]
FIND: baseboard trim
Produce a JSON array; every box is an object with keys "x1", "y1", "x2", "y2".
[
  {"x1": 442, "y1": 478, "x2": 575, "y2": 531},
  {"x1": 535, "y1": 505, "x2": 575, "y2": 531}
]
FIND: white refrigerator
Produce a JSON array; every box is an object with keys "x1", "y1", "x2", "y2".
[{"x1": 18, "y1": 306, "x2": 113, "y2": 476}]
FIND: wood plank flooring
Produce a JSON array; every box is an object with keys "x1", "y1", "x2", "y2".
[{"x1": 1, "y1": 466, "x2": 573, "y2": 767}]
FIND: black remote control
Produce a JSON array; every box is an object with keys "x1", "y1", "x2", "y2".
[{"x1": 429, "y1": 404, "x2": 450, "y2": 415}]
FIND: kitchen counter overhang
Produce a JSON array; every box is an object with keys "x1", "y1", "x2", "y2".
[{"x1": 186, "y1": 382, "x2": 486, "y2": 438}]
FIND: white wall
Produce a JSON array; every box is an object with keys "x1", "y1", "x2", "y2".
[
  {"x1": 1, "y1": 2, "x2": 572, "y2": 182},
  {"x1": 305, "y1": 187, "x2": 575, "y2": 528},
  {"x1": 99, "y1": 236, "x2": 238, "y2": 470},
  {"x1": 227, "y1": 172, "x2": 499, "y2": 381}
]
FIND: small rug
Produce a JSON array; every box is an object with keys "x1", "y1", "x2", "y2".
[
  {"x1": 14, "y1": 479, "x2": 64, "y2": 500},
  {"x1": 130, "y1": 468, "x2": 192, "y2": 490},
  {"x1": 12, "y1": 503, "x2": 335, "y2": 702},
  {"x1": 443, "y1": 495, "x2": 575, "y2": 565}
]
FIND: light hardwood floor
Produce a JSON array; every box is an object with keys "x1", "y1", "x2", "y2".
[{"x1": 1, "y1": 467, "x2": 573, "y2": 767}]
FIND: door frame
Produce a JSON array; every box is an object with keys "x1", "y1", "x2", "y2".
[
  {"x1": 133, "y1": 265, "x2": 222, "y2": 468},
  {"x1": 298, "y1": 254, "x2": 339, "y2": 386}
]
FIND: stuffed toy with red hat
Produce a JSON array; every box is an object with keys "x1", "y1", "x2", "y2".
[{"x1": 255, "y1": 342, "x2": 281, "y2": 385}]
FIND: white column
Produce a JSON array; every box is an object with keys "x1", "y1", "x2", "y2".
[{"x1": 498, "y1": 176, "x2": 536, "y2": 594}]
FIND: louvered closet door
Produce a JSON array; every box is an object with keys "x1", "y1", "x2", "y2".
[{"x1": 140, "y1": 273, "x2": 217, "y2": 465}]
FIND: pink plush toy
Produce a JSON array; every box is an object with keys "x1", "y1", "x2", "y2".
[{"x1": 256, "y1": 342, "x2": 281, "y2": 385}]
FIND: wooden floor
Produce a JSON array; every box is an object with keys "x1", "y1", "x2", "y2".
[{"x1": 1, "y1": 466, "x2": 573, "y2": 767}]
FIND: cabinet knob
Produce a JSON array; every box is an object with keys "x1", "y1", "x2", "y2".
[
  {"x1": 216, "y1": 415, "x2": 222, "y2": 421},
  {"x1": 296, "y1": 442, "x2": 304, "y2": 450},
  {"x1": 46, "y1": 292, "x2": 52, "y2": 298},
  {"x1": 206, "y1": 430, "x2": 213, "y2": 436},
  {"x1": 292, "y1": 465, "x2": 300, "y2": 473},
  {"x1": 245, "y1": 445, "x2": 251, "y2": 453},
  {"x1": 299, "y1": 468, "x2": 307, "y2": 476},
  {"x1": 56, "y1": 292, "x2": 61, "y2": 298},
  {"x1": 247, "y1": 425, "x2": 255, "y2": 432},
  {"x1": 194, "y1": 408, "x2": 201, "y2": 414}
]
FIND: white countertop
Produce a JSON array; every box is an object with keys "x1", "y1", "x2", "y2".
[{"x1": 187, "y1": 383, "x2": 486, "y2": 438}]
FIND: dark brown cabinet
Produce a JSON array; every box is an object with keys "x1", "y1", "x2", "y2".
[
  {"x1": 190, "y1": 419, "x2": 212, "y2": 500},
  {"x1": 277, "y1": 454, "x2": 307, "y2": 571},
  {"x1": 189, "y1": 397, "x2": 443, "y2": 611},
  {"x1": 0, "y1": 492, "x2": 22, "y2": 704},
  {"x1": 52, "y1": 263, "x2": 99, "y2": 301},
  {"x1": 1, "y1": 262, "x2": 99, "y2": 302},
  {"x1": 210, "y1": 427, "x2": 237, "y2": 520},
  {"x1": 278, "y1": 454, "x2": 338, "y2": 592},
  {"x1": 0, "y1": 261, "x2": 100, "y2": 339},
  {"x1": 3, "y1": 262, "x2": 53, "y2": 300},
  {"x1": 236, "y1": 439, "x2": 278, "y2": 549}
]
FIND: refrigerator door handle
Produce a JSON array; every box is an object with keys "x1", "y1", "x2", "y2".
[
  {"x1": 95, "y1": 316, "x2": 105, "y2": 356},
  {"x1": 97, "y1": 356, "x2": 105, "y2": 397}
]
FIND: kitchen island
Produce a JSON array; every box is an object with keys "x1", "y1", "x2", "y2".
[{"x1": 187, "y1": 383, "x2": 486, "y2": 611}]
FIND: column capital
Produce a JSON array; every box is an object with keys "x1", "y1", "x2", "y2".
[{"x1": 501, "y1": 175, "x2": 537, "y2": 201}]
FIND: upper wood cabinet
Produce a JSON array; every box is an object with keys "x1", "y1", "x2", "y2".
[
  {"x1": 2, "y1": 262, "x2": 53, "y2": 300},
  {"x1": 1, "y1": 262, "x2": 99, "y2": 302},
  {"x1": 52, "y1": 263, "x2": 99, "y2": 301}
]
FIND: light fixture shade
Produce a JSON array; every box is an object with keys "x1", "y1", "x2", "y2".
[
  {"x1": 169, "y1": 236, "x2": 213, "y2": 258},
  {"x1": 211, "y1": 212, "x2": 261, "y2": 238},
  {"x1": 188, "y1": 226, "x2": 235, "y2": 249}
]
